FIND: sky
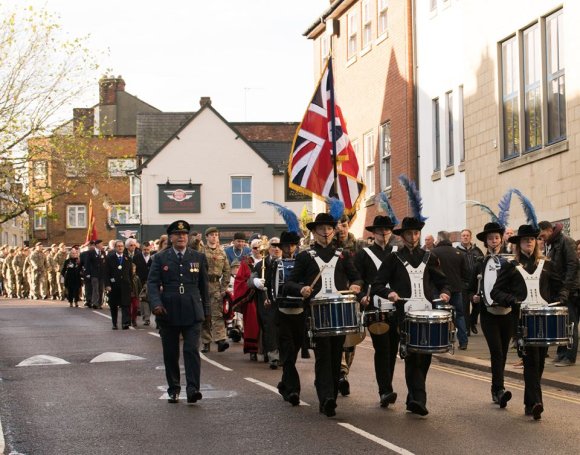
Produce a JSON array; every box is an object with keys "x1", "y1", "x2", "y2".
[{"x1": 31, "y1": 0, "x2": 330, "y2": 122}]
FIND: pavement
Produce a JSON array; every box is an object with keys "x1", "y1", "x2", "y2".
[{"x1": 433, "y1": 325, "x2": 580, "y2": 393}]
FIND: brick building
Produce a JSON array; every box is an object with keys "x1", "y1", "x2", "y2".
[
  {"x1": 304, "y1": 0, "x2": 417, "y2": 237},
  {"x1": 28, "y1": 77, "x2": 159, "y2": 245}
]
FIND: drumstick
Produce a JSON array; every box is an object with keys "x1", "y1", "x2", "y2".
[
  {"x1": 547, "y1": 301, "x2": 562, "y2": 307},
  {"x1": 307, "y1": 264, "x2": 327, "y2": 294}
]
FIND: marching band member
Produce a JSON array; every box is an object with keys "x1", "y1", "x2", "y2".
[
  {"x1": 491, "y1": 223, "x2": 563, "y2": 420},
  {"x1": 355, "y1": 214, "x2": 401, "y2": 408},
  {"x1": 371, "y1": 176, "x2": 450, "y2": 417},
  {"x1": 285, "y1": 213, "x2": 362, "y2": 417}
]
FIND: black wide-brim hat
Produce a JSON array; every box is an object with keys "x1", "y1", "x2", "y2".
[
  {"x1": 508, "y1": 224, "x2": 540, "y2": 243},
  {"x1": 365, "y1": 215, "x2": 396, "y2": 232},
  {"x1": 306, "y1": 213, "x2": 338, "y2": 230},
  {"x1": 167, "y1": 220, "x2": 191, "y2": 235},
  {"x1": 270, "y1": 231, "x2": 300, "y2": 246},
  {"x1": 476, "y1": 222, "x2": 505, "y2": 242},
  {"x1": 392, "y1": 217, "x2": 425, "y2": 236}
]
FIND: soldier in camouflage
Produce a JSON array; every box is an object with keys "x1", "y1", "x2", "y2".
[
  {"x1": 47, "y1": 244, "x2": 60, "y2": 299},
  {"x1": 29, "y1": 242, "x2": 48, "y2": 299},
  {"x1": 12, "y1": 247, "x2": 26, "y2": 299},
  {"x1": 54, "y1": 243, "x2": 68, "y2": 300},
  {"x1": 200, "y1": 227, "x2": 231, "y2": 353},
  {"x1": 2, "y1": 248, "x2": 16, "y2": 298}
]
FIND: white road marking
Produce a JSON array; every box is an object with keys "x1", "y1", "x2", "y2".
[
  {"x1": 0, "y1": 412, "x2": 5, "y2": 455},
  {"x1": 17, "y1": 355, "x2": 70, "y2": 367},
  {"x1": 93, "y1": 310, "x2": 111, "y2": 319},
  {"x1": 90, "y1": 352, "x2": 145, "y2": 363},
  {"x1": 148, "y1": 332, "x2": 161, "y2": 338},
  {"x1": 200, "y1": 353, "x2": 233, "y2": 372},
  {"x1": 338, "y1": 422, "x2": 415, "y2": 454},
  {"x1": 244, "y1": 377, "x2": 310, "y2": 406}
]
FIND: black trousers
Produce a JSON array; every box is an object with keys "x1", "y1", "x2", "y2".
[
  {"x1": 277, "y1": 311, "x2": 305, "y2": 396},
  {"x1": 109, "y1": 301, "x2": 130, "y2": 327},
  {"x1": 159, "y1": 323, "x2": 202, "y2": 396},
  {"x1": 314, "y1": 335, "x2": 346, "y2": 404},
  {"x1": 84, "y1": 279, "x2": 92, "y2": 305},
  {"x1": 523, "y1": 346, "x2": 546, "y2": 406},
  {"x1": 66, "y1": 283, "x2": 81, "y2": 304},
  {"x1": 404, "y1": 352, "x2": 432, "y2": 406},
  {"x1": 369, "y1": 324, "x2": 399, "y2": 396},
  {"x1": 480, "y1": 309, "x2": 514, "y2": 393}
]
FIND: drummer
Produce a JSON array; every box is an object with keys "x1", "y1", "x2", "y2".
[
  {"x1": 491, "y1": 224, "x2": 563, "y2": 420},
  {"x1": 355, "y1": 215, "x2": 401, "y2": 408},
  {"x1": 272, "y1": 231, "x2": 304, "y2": 406},
  {"x1": 468, "y1": 222, "x2": 515, "y2": 408},
  {"x1": 285, "y1": 213, "x2": 362, "y2": 417},
  {"x1": 370, "y1": 216, "x2": 450, "y2": 417}
]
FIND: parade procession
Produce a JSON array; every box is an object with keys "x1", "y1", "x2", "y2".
[{"x1": 2, "y1": 1, "x2": 580, "y2": 454}]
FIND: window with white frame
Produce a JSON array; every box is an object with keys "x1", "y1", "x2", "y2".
[
  {"x1": 347, "y1": 9, "x2": 358, "y2": 59},
  {"x1": 129, "y1": 175, "x2": 141, "y2": 219},
  {"x1": 108, "y1": 158, "x2": 136, "y2": 177},
  {"x1": 433, "y1": 98, "x2": 441, "y2": 172},
  {"x1": 231, "y1": 176, "x2": 252, "y2": 210},
  {"x1": 321, "y1": 34, "x2": 330, "y2": 65},
  {"x1": 33, "y1": 206, "x2": 47, "y2": 230},
  {"x1": 378, "y1": 0, "x2": 388, "y2": 36},
  {"x1": 499, "y1": 9, "x2": 565, "y2": 160},
  {"x1": 446, "y1": 91, "x2": 454, "y2": 167},
  {"x1": 379, "y1": 122, "x2": 391, "y2": 190},
  {"x1": 32, "y1": 161, "x2": 47, "y2": 187},
  {"x1": 65, "y1": 160, "x2": 87, "y2": 177},
  {"x1": 362, "y1": 0, "x2": 372, "y2": 49},
  {"x1": 67, "y1": 205, "x2": 87, "y2": 228},
  {"x1": 363, "y1": 131, "x2": 375, "y2": 196},
  {"x1": 110, "y1": 204, "x2": 130, "y2": 225}
]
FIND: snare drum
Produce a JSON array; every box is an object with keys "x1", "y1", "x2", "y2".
[
  {"x1": 520, "y1": 306, "x2": 571, "y2": 347},
  {"x1": 363, "y1": 309, "x2": 394, "y2": 335},
  {"x1": 309, "y1": 294, "x2": 359, "y2": 337},
  {"x1": 404, "y1": 310, "x2": 454, "y2": 354}
]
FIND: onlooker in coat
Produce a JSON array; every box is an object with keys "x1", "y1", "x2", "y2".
[
  {"x1": 456, "y1": 229, "x2": 484, "y2": 334},
  {"x1": 61, "y1": 246, "x2": 82, "y2": 307}
]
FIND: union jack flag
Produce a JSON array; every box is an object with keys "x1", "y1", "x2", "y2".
[{"x1": 288, "y1": 57, "x2": 365, "y2": 213}]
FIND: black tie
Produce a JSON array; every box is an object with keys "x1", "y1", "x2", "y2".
[{"x1": 177, "y1": 252, "x2": 183, "y2": 262}]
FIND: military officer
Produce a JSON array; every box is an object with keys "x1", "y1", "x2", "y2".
[
  {"x1": 201, "y1": 226, "x2": 231, "y2": 353},
  {"x1": 148, "y1": 220, "x2": 210, "y2": 404}
]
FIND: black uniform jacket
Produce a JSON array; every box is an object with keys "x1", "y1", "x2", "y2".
[
  {"x1": 285, "y1": 243, "x2": 363, "y2": 302},
  {"x1": 105, "y1": 251, "x2": 133, "y2": 306},
  {"x1": 433, "y1": 240, "x2": 467, "y2": 293},
  {"x1": 370, "y1": 246, "x2": 450, "y2": 301},
  {"x1": 490, "y1": 254, "x2": 563, "y2": 306},
  {"x1": 354, "y1": 243, "x2": 395, "y2": 309},
  {"x1": 148, "y1": 247, "x2": 210, "y2": 326}
]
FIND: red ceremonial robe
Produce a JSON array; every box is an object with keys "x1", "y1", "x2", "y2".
[{"x1": 233, "y1": 258, "x2": 260, "y2": 354}]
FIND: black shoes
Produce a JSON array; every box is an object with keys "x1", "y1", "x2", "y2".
[
  {"x1": 217, "y1": 340, "x2": 229, "y2": 352},
  {"x1": 122, "y1": 325, "x2": 130, "y2": 330},
  {"x1": 380, "y1": 392, "x2": 397, "y2": 408},
  {"x1": 491, "y1": 390, "x2": 499, "y2": 404},
  {"x1": 201, "y1": 343, "x2": 210, "y2": 353},
  {"x1": 459, "y1": 344, "x2": 468, "y2": 350},
  {"x1": 320, "y1": 398, "x2": 337, "y2": 417},
  {"x1": 187, "y1": 391, "x2": 202, "y2": 404},
  {"x1": 269, "y1": 359, "x2": 279, "y2": 370},
  {"x1": 249, "y1": 353, "x2": 258, "y2": 361},
  {"x1": 301, "y1": 348, "x2": 311, "y2": 359},
  {"x1": 112, "y1": 325, "x2": 118, "y2": 330},
  {"x1": 470, "y1": 324, "x2": 479, "y2": 335},
  {"x1": 531, "y1": 403, "x2": 543, "y2": 420},
  {"x1": 406, "y1": 400, "x2": 429, "y2": 416},
  {"x1": 498, "y1": 390, "x2": 512, "y2": 408},
  {"x1": 288, "y1": 392, "x2": 300, "y2": 406},
  {"x1": 338, "y1": 376, "x2": 350, "y2": 396},
  {"x1": 167, "y1": 393, "x2": 179, "y2": 403}
]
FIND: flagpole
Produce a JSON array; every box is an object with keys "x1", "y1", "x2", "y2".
[{"x1": 328, "y1": 56, "x2": 339, "y2": 198}]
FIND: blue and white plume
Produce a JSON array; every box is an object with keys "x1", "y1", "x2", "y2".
[
  {"x1": 262, "y1": 201, "x2": 301, "y2": 234},
  {"x1": 398, "y1": 175, "x2": 427, "y2": 222},
  {"x1": 375, "y1": 191, "x2": 399, "y2": 226}
]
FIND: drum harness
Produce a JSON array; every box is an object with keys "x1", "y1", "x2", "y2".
[
  {"x1": 275, "y1": 258, "x2": 303, "y2": 315},
  {"x1": 482, "y1": 255, "x2": 511, "y2": 316},
  {"x1": 310, "y1": 248, "x2": 342, "y2": 298},
  {"x1": 364, "y1": 246, "x2": 397, "y2": 311}
]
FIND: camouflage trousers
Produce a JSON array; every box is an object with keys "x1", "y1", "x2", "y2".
[{"x1": 201, "y1": 285, "x2": 227, "y2": 344}]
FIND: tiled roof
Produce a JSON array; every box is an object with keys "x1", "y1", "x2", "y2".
[
  {"x1": 136, "y1": 112, "x2": 194, "y2": 156},
  {"x1": 250, "y1": 141, "x2": 292, "y2": 175},
  {"x1": 231, "y1": 123, "x2": 298, "y2": 142}
]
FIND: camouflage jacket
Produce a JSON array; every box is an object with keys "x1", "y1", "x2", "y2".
[{"x1": 201, "y1": 244, "x2": 230, "y2": 291}]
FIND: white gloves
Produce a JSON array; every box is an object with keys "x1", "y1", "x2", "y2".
[{"x1": 253, "y1": 278, "x2": 266, "y2": 290}]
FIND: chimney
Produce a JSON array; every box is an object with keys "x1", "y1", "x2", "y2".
[
  {"x1": 199, "y1": 96, "x2": 212, "y2": 107},
  {"x1": 73, "y1": 108, "x2": 94, "y2": 135},
  {"x1": 99, "y1": 75, "x2": 126, "y2": 105}
]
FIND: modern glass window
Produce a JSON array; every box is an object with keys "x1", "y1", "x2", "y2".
[
  {"x1": 231, "y1": 176, "x2": 252, "y2": 210},
  {"x1": 67, "y1": 205, "x2": 86, "y2": 228},
  {"x1": 362, "y1": 0, "x2": 372, "y2": 48},
  {"x1": 347, "y1": 9, "x2": 358, "y2": 59},
  {"x1": 364, "y1": 131, "x2": 375, "y2": 196},
  {"x1": 446, "y1": 91, "x2": 454, "y2": 167},
  {"x1": 110, "y1": 204, "x2": 130, "y2": 225},
  {"x1": 523, "y1": 24, "x2": 542, "y2": 151},
  {"x1": 501, "y1": 36, "x2": 520, "y2": 159},
  {"x1": 33, "y1": 206, "x2": 47, "y2": 230},
  {"x1": 433, "y1": 98, "x2": 441, "y2": 171},
  {"x1": 129, "y1": 176, "x2": 141, "y2": 219},
  {"x1": 378, "y1": 0, "x2": 388, "y2": 36},
  {"x1": 108, "y1": 158, "x2": 136, "y2": 177},
  {"x1": 546, "y1": 10, "x2": 565, "y2": 143},
  {"x1": 379, "y1": 122, "x2": 391, "y2": 190}
]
